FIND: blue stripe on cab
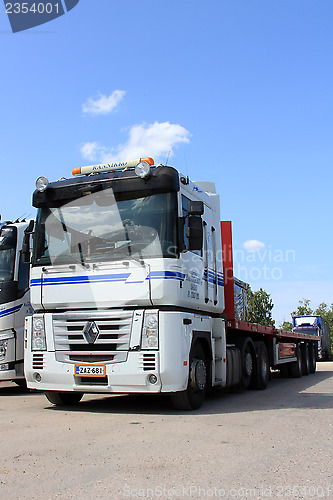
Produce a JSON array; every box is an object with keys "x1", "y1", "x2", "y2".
[{"x1": 0, "y1": 304, "x2": 23, "y2": 318}]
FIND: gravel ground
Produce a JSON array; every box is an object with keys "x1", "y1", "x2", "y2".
[{"x1": 0, "y1": 362, "x2": 332, "y2": 500}]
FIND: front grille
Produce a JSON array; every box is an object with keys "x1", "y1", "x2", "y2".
[
  {"x1": 53, "y1": 310, "x2": 133, "y2": 364},
  {"x1": 141, "y1": 353, "x2": 156, "y2": 371},
  {"x1": 32, "y1": 354, "x2": 44, "y2": 370}
]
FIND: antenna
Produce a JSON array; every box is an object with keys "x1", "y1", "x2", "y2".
[
  {"x1": 165, "y1": 150, "x2": 171, "y2": 166},
  {"x1": 14, "y1": 213, "x2": 27, "y2": 223},
  {"x1": 14, "y1": 212, "x2": 25, "y2": 224},
  {"x1": 184, "y1": 153, "x2": 189, "y2": 179}
]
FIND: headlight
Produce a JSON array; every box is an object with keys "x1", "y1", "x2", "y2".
[
  {"x1": 32, "y1": 316, "x2": 47, "y2": 351},
  {"x1": 0, "y1": 332, "x2": 14, "y2": 361},
  {"x1": 0, "y1": 339, "x2": 9, "y2": 361},
  {"x1": 135, "y1": 161, "x2": 151, "y2": 179},
  {"x1": 35, "y1": 176, "x2": 49, "y2": 192},
  {"x1": 141, "y1": 311, "x2": 158, "y2": 350}
]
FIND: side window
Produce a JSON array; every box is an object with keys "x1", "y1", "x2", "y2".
[
  {"x1": 18, "y1": 252, "x2": 30, "y2": 291},
  {"x1": 181, "y1": 195, "x2": 203, "y2": 256}
]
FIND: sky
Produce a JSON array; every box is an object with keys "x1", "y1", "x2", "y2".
[{"x1": 1, "y1": 0, "x2": 332, "y2": 325}]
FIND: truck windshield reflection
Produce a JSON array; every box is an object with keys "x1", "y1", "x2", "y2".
[{"x1": 33, "y1": 191, "x2": 178, "y2": 266}]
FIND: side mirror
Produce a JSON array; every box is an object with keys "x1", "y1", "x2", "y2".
[
  {"x1": 22, "y1": 220, "x2": 34, "y2": 264},
  {"x1": 186, "y1": 216, "x2": 203, "y2": 251},
  {"x1": 187, "y1": 200, "x2": 204, "y2": 216}
]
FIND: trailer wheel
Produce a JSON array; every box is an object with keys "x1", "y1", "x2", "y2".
[
  {"x1": 170, "y1": 343, "x2": 207, "y2": 411},
  {"x1": 45, "y1": 391, "x2": 83, "y2": 406},
  {"x1": 289, "y1": 346, "x2": 302, "y2": 378},
  {"x1": 240, "y1": 339, "x2": 255, "y2": 390},
  {"x1": 301, "y1": 344, "x2": 310, "y2": 376},
  {"x1": 252, "y1": 342, "x2": 270, "y2": 390},
  {"x1": 309, "y1": 344, "x2": 316, "y2": 374}
]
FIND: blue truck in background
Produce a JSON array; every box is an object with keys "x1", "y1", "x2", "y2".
[{"x1": 293, "y1": 315, "x2": 331, "y2": 361}]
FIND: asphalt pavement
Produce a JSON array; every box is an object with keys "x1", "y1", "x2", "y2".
[{"x1": 0, "y1": 362, "x2": 332, "y2": 499}]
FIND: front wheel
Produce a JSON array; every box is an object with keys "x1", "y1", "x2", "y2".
[
  {"x1": 170, "y1": 343, "x2": 207, "y2": 411},
  {"x1": 45, "y1": 391, "x2": 83, "y2": 406},
  {"x1": 14, "y1": 379, "x2": 28, "y2": 390}
]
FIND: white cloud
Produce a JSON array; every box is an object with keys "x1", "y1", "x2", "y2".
[
  {"x1": 80, "y1": 121, "x2": 191, "y2": 164},
  {"x1": 80, "y1": 142, "x2": 100, "y2": 161},
  {"x1": 243, "y1": 240, "x2": 266, "y2": 252},
  {"x1": 82, "y1": 90, "x2": 126, "y2": 115}
]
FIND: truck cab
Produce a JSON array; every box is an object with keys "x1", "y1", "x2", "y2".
[
  {"x1": 24, "y1": 161, "x2": 229, "y2": 407},
  {"x1": 293, "y1": 315, "x2": 331, "y2": 360},
  {"x1": 0, "y1": 220, "x2": 33, "y2": 385}
]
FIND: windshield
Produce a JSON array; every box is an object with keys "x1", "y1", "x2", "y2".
[
  {"x1": 295, "y1": 316, "x2": 319, "y2": 330},
  {"x1": 294, "y1": 317, "x2": 319, "y2": 328},
  {"x1": 0, "y1": 227, "x2": 17, "y2": 281},
  {"x1": 32, "y1": 190, "x2": 178, "y2": 266}
]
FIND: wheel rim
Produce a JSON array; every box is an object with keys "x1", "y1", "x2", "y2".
[
  {"x1": 190, "y1": 358, "x2": 207, "y2": 392},
  {"x1": 245, "y1": 351, "x2": 253, "y2": 376}
]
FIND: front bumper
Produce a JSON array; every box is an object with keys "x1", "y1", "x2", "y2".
[
  {"x1": 24, "y1": 310, "x2": 192, "y2": 394},
  {"x1": 0, "y1": 361, "x2": 24, "y2": 381},
  {"x1": 25, "y1": 350, "x2": 164, "y2": 393}
]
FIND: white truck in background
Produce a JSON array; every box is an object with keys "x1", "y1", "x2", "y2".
[
  {"x1": 24, "y1": 159, "x2": 320, "y2": 409},
  {"x1": 0, "y1": 219, "x2": 33, "y2": 387}
]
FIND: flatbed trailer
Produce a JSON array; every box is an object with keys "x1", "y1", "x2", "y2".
[{"x1": 221, "y1": 220, "x2": 320, "y2": 389}]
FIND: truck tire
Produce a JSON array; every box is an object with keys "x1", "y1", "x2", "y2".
[
  {"x1": 14, "y1": 379, "x2": 28, "y2": 390},
  {"x1": 170, "y1": 343, "x2": 207, "y2": 411},
  {"x1": 309, "y1": 344, "x2": 316, "y2": 374},
  {"x1": 239, "y1": 338, "x2": 255, "y2": 390},
  {"x1": 45, "y1": 391, "x2": 83, "y2": 406},
  {"x1": 289, "y1": 346, "x2": 302, "y2": 378},
  {"x1": 252, "y1": 342, "x2": 270, "y2": 390},
  {"x1": 301, "y1": 344, "x2": 310, "y2": 376}
]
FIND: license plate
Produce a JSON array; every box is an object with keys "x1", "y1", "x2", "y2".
[{"x1": 74, "y1": 364, "x2": 106, "y2": 377}]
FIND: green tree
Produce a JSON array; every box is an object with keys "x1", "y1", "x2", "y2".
[
  {"x1": 315, "y1": 302, "x2": 333, "y2": 329},
  {"x1": 291, "y1": 298, "x2": 313, "y2": 317},
  {"x1": 247, "y1": 287, "x2": 275, "y2": 326},
  {"x1": 314, "y1": 302, "x2": 333, "y2": 353},
  {"x1": 279, "y1": 321, "x2": 292, "y2": 331}
]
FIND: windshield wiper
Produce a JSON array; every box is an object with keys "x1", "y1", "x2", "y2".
[
  {"x1": 97, "y1": 245, "x2": 145, "y2": 266},
  {"x1": 52, "y1": 253, "x2": 89, "y2": 268}
]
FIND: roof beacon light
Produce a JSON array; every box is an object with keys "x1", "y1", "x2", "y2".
[
  {"x1": 72, "y1": 157, "x2": 154, "y2": 176},
  {"x1": 135, "y1": 161, "x2": 151, "y2": 179},
  {"x1": 36, "y1": 176, "x2": 49, "y2": 192}
]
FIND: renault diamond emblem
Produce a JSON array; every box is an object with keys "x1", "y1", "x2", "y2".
[{"x1": 82, "y1": 321, "x2": 99, "y2": 344}]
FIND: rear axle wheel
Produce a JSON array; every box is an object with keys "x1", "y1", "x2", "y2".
[{"x1": 253, "y1": 342, "x2": 270, "y2": 390}]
